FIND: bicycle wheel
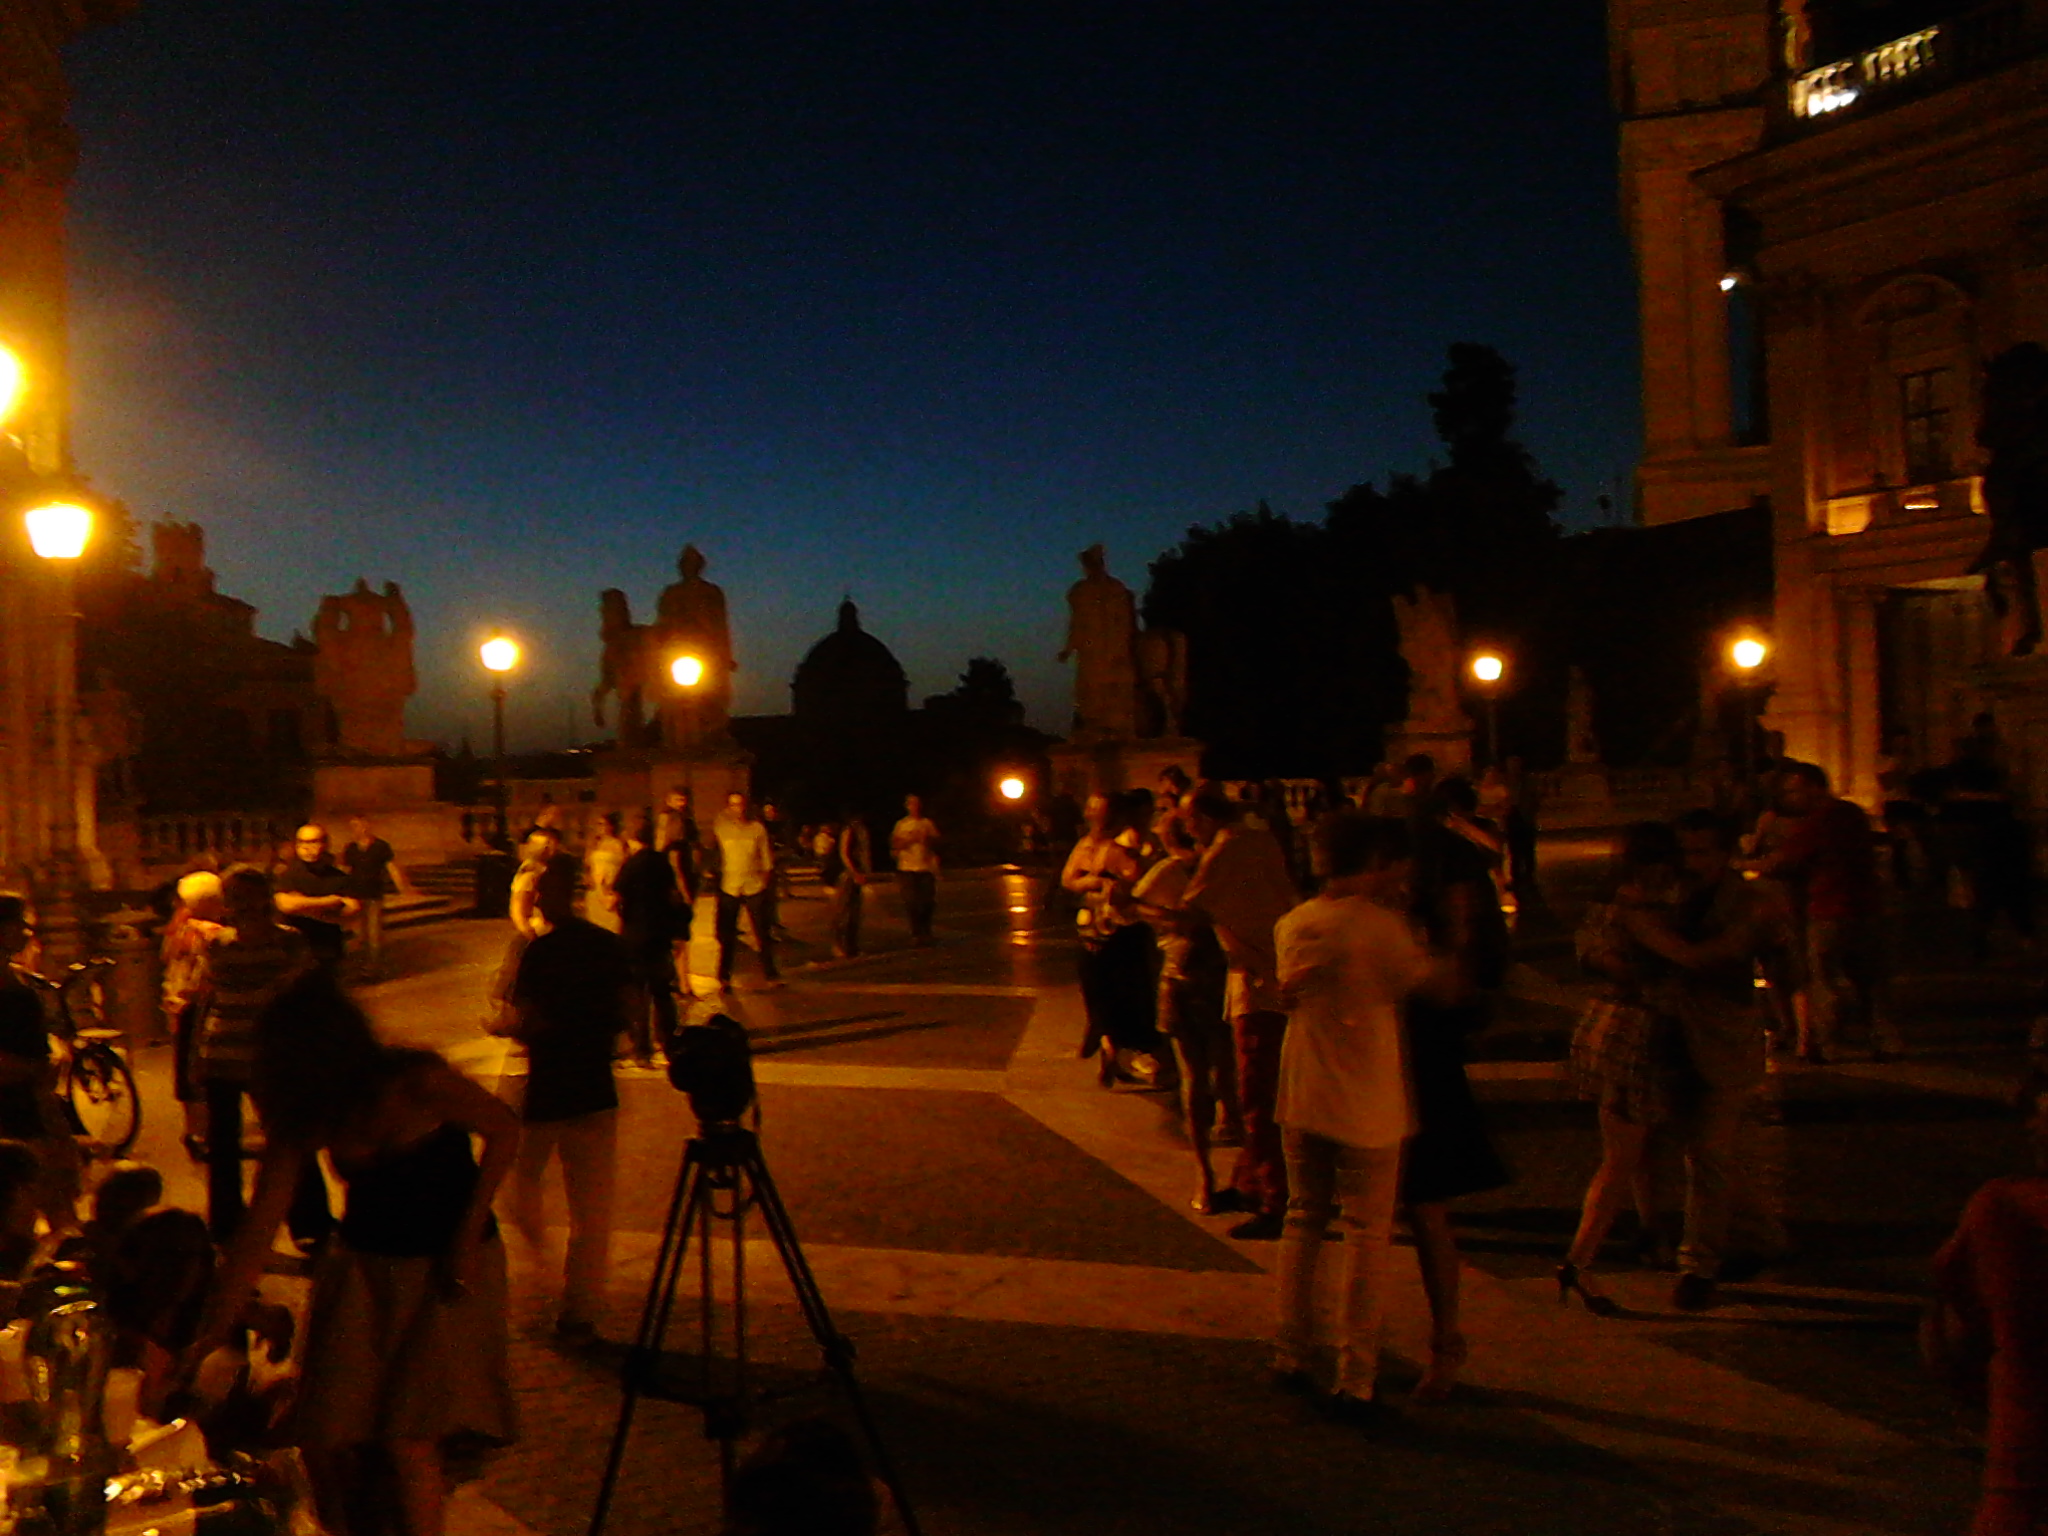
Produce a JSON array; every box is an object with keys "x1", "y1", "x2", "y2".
[{"x1": 68, "y1": 1045, "x2": 139, "y2": 1155}]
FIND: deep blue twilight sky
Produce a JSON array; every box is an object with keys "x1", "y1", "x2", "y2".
[{"x1": 63, "y1": 2, "x2": 1640, "y2": 749}]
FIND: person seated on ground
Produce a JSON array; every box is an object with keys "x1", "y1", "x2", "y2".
[
  {"x1": 60, "y1": 1160, "x2": 164, "y2": 1283},
  {"x1": 1926, "y1": 1064, "x2": 2048, "y2": 1536},
  {"x1": 724, "y1": 1418, "x2": 882, "y2": 1536},
  {"x1": 0, "y1": 1139, "x2": 44, "y2": 1289}
]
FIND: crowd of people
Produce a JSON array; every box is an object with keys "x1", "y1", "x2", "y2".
[{"x1": 0, "y1": 737, "x2": 2037, "y2": 1535}]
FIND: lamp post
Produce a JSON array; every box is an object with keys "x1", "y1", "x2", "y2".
[
  {"x1": 26, "y1": 499, "x2": 93, "y2": 964},
  {"x1": 479, "y1": 636, "x2": 521, "y2": 847},
  {"x1": 1469, "y1": 651, "x2": 1506, "y2": 769},
  {"x1": 1728, "y1": 633, "x2": 1770, "y2": 787}
]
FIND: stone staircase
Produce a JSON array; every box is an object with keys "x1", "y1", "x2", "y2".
[{"x1": 386, "y1": 859, "x2": 477, "y2": 928}]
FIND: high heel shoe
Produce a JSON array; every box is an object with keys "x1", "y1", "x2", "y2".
[
  {"x1": 1411, "y1": 1331, "x2": 1468, "y2": 1404},
  {"x1": 1555, "y1": 1262, "x2": 1620, "y2": 1317}
]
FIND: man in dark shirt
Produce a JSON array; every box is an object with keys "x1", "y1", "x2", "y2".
[
  {"x1": 273, "y1": 824, "x2": 360, "y2": 967},
  {"x1": 341, "y1": 816, "x2": 408, "y2": 976},
  {"x1": 508, "y1": 856, "x2": 629, "y2": 1342},
  {"x1": 0, "y1": 894, "x2": 80, "y2": 1232},
  {"x1": 616, "y1": 816, "x2": 684, "y2": 1065}
]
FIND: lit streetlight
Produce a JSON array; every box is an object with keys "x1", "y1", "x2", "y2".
[
  {"x1": 26, "y1": 496, "x2": 93, "y2": 962},
  {"x1": 1726, "y1": 632, "x2": 1771, "y2": 785},
  {"x1": 480, "y1": 636, "x2": 521, "y2": 846},
  {"x1": 0, "y1": 345, "x2": 25, "y2": 430},
  {"x1": 997, "y1": 775, "x2": 1026, "y2": 802},
  {"x1": 1468, "y1": 651, "x2": 1508, "y2": 768},
  {"x1": 670, "y1": 653, "x2": 704, "y2": 688}
]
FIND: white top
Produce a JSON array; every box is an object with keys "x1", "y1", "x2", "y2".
[
  {"x1": 1274, "y1": 894, "x2": 1428, "y2": 1150},
  {"x1": 713, "y1": 815, "x2": 774, "y2": 897},
  {"x1": 893, "y1": 816, "x2": 941, "y2": 874}
]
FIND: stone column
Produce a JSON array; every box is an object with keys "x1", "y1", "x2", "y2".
[{"x1": 1837, "y1": 586, "x2": 1884, "y2": 806}]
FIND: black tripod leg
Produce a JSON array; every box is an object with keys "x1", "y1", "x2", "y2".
[
  {"x1": 743, "y1": 1146, "x2": 924, "y2": 1536},
  {"x1": 588, "y1": 1139, "x2": 709, "y2": 1536}
]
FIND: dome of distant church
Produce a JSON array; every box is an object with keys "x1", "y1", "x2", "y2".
[{"x1": 791, "y1": 600, "x2": 909, "y2": 721}]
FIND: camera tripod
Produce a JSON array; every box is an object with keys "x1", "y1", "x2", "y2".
[{"x1": 586, "y1": 1119, "x2": 921, "y2": 1536}]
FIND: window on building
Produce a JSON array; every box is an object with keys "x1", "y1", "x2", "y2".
[{"x1": 1899, "y1": 366, "x2": 1952, "y2": 483}]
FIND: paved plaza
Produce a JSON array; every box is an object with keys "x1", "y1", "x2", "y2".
[{"x1": 119, "y1": 853, "x2": 2033, "y2": 1536}]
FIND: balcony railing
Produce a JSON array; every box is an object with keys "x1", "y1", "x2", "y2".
[{"x1": 1787, "y1": 1, "x2": 2034, "y2": 126}]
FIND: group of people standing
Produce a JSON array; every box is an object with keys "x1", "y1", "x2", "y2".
[{"x1": 1065, "y1": 756, "x2": 1513, "y2": 1417}]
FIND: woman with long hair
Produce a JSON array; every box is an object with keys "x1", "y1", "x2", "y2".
[
  {"x1": 1400, "y1": 778, "x2": 1511, "y2": 1402},
  {"x1": 1063, "y1": 793, "x2": 1162, "y2": 1088},
  {"x1": 1559, "y1": 821, "x2": 1686, "y2": 1313},
  {"x1": 197, "y1": 970, "x2": 520, "y2": 1536}
]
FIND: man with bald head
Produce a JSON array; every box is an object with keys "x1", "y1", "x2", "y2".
[{"x1": 273, "y1": 823, "x2": 360, "y2": 967}]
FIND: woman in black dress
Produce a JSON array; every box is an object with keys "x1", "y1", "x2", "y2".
[{"x1": 1402, "y1": 780, "x2": 1510, "y2": 1402}]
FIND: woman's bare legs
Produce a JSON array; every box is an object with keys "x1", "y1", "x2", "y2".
[
  {"x1": 1408, "y1": 1201, "x2": 1466, "y2": 1402},
  {"x1": 1566, "y1": 1109, "x2": 1652, "y2": 1270}
]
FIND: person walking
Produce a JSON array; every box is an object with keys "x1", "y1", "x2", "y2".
[
  {"x1": 274, "y1": 824, "x2": 361, "y2": 970},
  {"x1": 1560, "y1": 822, "x2": 1687, "y2": 1311},
  {"x1": 1134, "y1": 813, "x2": 1241, "y2": 1212},
  {"x1": 1621, "y1": 808, "x2": 1787, "y2": 1310},
  {"x1": 505, "y1": 857, "x2": 630, "y2": 1341},
  {"x1": 712, "y1": 792, "x2": 780, "y2": 989},
  {"x1": 1183, "y1": 782, "x2": 1300, "y2": 1241},
  {"x1": 583, "y1": 812, "x2": 628, "y2": 934},
  {"x1": 616, "y1": 816, "x2": 684, "y2": 1066},
  {"x1": 160, "y1": 870, "x2": 227, "y2": 1158},
  {"x1": 892, "y1": 795, "x2": 942, "y2": 946},
  {"x1": 197, "y1": 866, "x2": 333, "y2": 1249},
  {"x1": 198, "y1": 968, "x2": 519, "y2": 1536},
  {"x1": 1272, "y1": 813, "x2": 1459, "y2": 1422},
  {"x1": 342, "y1": 816, "x2": 409, "y2": 976},
  {"x1": 832, "y1": 814, "x2": 874, "y2": 959}
]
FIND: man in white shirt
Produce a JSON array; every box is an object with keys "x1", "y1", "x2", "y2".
[
  {"x1": 712, "y1": 791, "x2": 779, "y2": 989},
  {"x1": 891, "y1": 794, "x2": 942, "y2": 946},
  {"x1": 1272, "y1": 812, "x2": 1453, "y2": 1423}
]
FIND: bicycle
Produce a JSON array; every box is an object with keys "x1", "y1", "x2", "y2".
[{"x1": 16, "y1": 957, "x2": 141, "y2": 1156}]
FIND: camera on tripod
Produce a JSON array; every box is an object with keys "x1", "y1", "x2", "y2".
[{"x1": 666, "y1": 1012, "x2": 756, "y2": 1126}]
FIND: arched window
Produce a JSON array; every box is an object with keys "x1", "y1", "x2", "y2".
[{"x1": 1856, "y1": 274, "x2": 1975, "y2": 491}]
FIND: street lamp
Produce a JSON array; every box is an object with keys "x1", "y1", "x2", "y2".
[
  {"x1": 669, "y1": 653, "x2": 704, "y2": 688},
  {"x1": 27, "y1": 497, "x2": 93, "y2": 963},
  {"x1": 1469, "y1": 651, "x2": 1507, "y2": 768},
  {"x1": 480, "y1": 635, "x2": 521, "y2": 845},
  {"x1": 1727, "y1": 632, "x2": 1771, "y2": 785},
  {"x1": 997, "y1": 775, "x2": 1026, "y2": 802},
  {"x1": 0, "y1": 346, "x2": 25, "y2": 432}
]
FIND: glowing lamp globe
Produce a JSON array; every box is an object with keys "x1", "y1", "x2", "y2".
[
  {"x1": 0, "y1": 346, "x2": 24, "y2": 428},
  {"x1": 670, "y1": 654, "x2": 704, "y2": 688},
  {"x1": 479, "y1": 637, "x2": 521, "y2": 674},
  {"x1": 998, "y1": 776, "x2": 1026, "y2": 802},
  {"x1": 25, "y1": 501, "x2": 92, "y2": 562},
  {"x1": 1470, "y1": 653, "x2": 1505, "y2": 684},
  {"x1": 1730, "y1": 637, "x2": 1768, "y2": 672}
]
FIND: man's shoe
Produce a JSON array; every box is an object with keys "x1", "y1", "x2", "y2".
[
  {"x1": 1671, "y1": 1273, "x2": 1717, "y2": 1311},
  {"x1": 1204, "y1": 1188, "x2": 1252, "y2": 1216},
  {"x1": 1228, "y1": 1211, "x2": 1285, "y2": 1242}
]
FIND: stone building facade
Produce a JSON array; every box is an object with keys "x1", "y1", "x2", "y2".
[
  {"x1": 0, "y1": 0, "x2": 132, "y2": 891},
  {"x1": 1612, "y1": 0, "x2": 2048, "y2": 806}
]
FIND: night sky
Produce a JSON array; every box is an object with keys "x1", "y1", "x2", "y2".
[{"x1": 63, "y1": 2, "x2": 1638, "y2": 748}]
